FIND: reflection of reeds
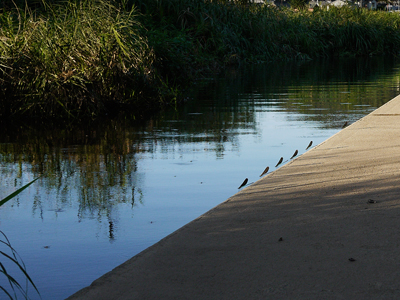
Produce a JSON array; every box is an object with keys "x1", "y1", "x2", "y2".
[{"x1": 0, "y1": 125, "x2": 144, "y2": 223}]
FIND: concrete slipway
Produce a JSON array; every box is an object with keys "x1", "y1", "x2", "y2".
[{"x1": 67, "y1": 95, "x2": 400, "y2": 300}]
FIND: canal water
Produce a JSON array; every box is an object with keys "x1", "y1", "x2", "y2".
[{"x1": 1, "y1": 56, "x2": 400, "y2": 300}]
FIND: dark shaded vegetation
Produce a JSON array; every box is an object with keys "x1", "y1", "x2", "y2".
[{"x1": 1, "y1": 0, "x2": 400, "y2": 124}]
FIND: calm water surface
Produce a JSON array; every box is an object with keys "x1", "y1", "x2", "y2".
[{"x1": 1, "y1": 57, "x2": 400, "y2": 299}]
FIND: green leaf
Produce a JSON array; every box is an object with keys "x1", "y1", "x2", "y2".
[
  {"x1": 0, "y1": 176, "x2": 41, "y2": 207},
  {"x1": 0, "y1": 285, "x2": 14, "y2": 300},
  {"x1": 0, "y1": 251, "x2": 41, "y2": 296}
]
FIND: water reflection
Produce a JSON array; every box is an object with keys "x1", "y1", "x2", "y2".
[
  {"x1": 185, "y1": 56, "x2": 399, "y2": 129},
  {"x1": 0, "y1": 130, "x2": 146, "y2": 248},
  {"x1": 1, "y1": 56, "x2": 399, "y2": 226},
  {"x1": 0, "y1": 56, "x2": 400, "y2": 299}
]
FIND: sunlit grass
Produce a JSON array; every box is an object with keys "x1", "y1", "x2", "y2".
[{"x1": 0, "y1": 0, "x2": 164, "y2": 122}]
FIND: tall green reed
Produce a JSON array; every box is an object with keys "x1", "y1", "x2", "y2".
[
  {"x1": 308, "y1": 6, "x2": 400, "y2": 56},
  {"x1": 0, "y1": 177, "x2": 41, "y2": 300},
  {"x1": 0, "y1": 0, "x2": 162, "y2": 122}
]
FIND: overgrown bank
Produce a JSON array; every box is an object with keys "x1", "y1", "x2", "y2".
[{"x1": 1, "y1": 0, "x2": 400, "y2": 123}]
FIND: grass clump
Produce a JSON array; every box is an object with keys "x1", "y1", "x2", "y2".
[
  {"x1": 308, "y1": 6, "x2": 400, "y2": 56},
  {"x1": 0, "y1": 0, "x2": 172, "y2": 122}
]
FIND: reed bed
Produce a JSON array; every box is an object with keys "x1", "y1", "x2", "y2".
[
  {"x1": 1, "y1": 0, "x2": 400, "y2": 123},
  {"x1": 0, "y1": 0, "x2": 164, "y2": 122}
]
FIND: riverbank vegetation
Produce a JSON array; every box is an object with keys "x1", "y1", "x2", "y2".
[{"x1": 1, "y1": 0, "x2": 400, "y2": 123}]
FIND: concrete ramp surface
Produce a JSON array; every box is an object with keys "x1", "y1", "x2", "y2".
[{"x1": 67, "y1": 95, "x2": 400, "y2": 299}]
